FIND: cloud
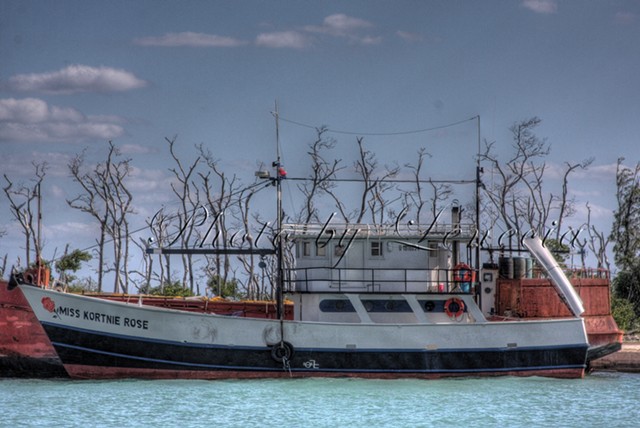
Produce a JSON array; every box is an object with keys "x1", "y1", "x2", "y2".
[
  {"x1": 306, "y1": 14, "x2": 373, "y2": 36},
  {"x1": 522, "y1": 0, "x2": 558, "y2": 14},
  {"x1": 572, "y1": 201, "x2": 613, "y2": 222},
  {"x1": 359, "y1": 35, "x2": 383, "y2": 45},
  {"x1": 396, "y1": 31, "x2": 424, "y2": 43},
  {"x1": 134, "y1": 32, "x2": 247, "y2": 47},
  {"x1": 304, "y1": 13, "x2": 379, "y2": 45},
  {"x1": 544, "y1": 161, "x2": 617, "y2": 181},
  {"x1": 614, "y1": 11, "x2": 636, "y2": 25},
  {"x1": 51, "y1": 184, "x2": 65, "y2": 198},
  {"x1": 0, "y1": 98, "x2": 125, "y2": 143},
  {"x1": 5, "y1": 65, "x2": 147, "y2": 95},
  {"x1": 1, "y1": 150, "x2": 72, "y2": 178},
  {"x1": 134, "y1": 14, "x2": 383, "y2": 50},
  {"x1": 47, "y1": 221, "x2": 99, "y2": 241},
  {"x1": 132, "y1": 13, "x2": 390, "y2": 52},
  {"x1": 119, "y1": 143, "x2": 158, "y2": 155},
  {"x1": 255, "y1": 31, "x2": 311, "y2": 49}
]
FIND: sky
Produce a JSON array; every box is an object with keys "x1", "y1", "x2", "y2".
[{"x1": 1, "y1": 0, "x2": 639, "y2": 282}]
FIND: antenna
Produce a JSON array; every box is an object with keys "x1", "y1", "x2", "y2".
[{"x1": 274, "y1": 100, "x2": 281, "y2": 163}]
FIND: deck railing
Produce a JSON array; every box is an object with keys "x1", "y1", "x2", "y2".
[{"x1": 284, "y1": 266, "x2": 476, "y2": 294}]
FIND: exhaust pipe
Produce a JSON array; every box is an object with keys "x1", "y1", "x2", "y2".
[{"x1": 523, "y1": 236, "x2": 584, "y2": 317}]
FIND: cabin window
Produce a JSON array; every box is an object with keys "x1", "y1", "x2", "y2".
[
  {"x1": 316, "y1": 244, "x2": 326, "y2": 257},
  {"x1": 370, "y1": 241, "x2": 383, "y2": 257},
  {"x1": 302, "y1": 241, "x2": 311, "y2": 257},
  {"x1": 335, "y1": 245, "x2": 345, "y2": 256}
]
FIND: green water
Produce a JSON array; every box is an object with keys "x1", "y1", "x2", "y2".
[{"x1": 1, "y1": 372, "x2": 638, "y2": 427}]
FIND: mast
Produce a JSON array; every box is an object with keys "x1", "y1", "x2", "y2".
[
  {"x1": 273, "y1": 102, "x2": 285, "y2": 320},
  {"x1": 36, "y1": 181, "x2": 42, "y2": 265},
  {"x1": 475, "y1": 115, "x2": 482, "y2": 301}
]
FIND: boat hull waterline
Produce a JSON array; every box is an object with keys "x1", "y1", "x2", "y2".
[{"x1": 19, "y1": 285, "x2": 589, "y2": 379}]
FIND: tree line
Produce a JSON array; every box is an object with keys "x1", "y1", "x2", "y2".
[{"x1": 1, "y1": 117, "x2": 638, "y2": 330}]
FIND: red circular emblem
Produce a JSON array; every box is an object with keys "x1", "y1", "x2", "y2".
[{"x1": 41, "y1": 297, "x2": 55, "y2": 313}]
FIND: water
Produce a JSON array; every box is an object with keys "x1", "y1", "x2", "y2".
[{"x1": 2, "y1": 372, "x2": 639, "y2": 427}]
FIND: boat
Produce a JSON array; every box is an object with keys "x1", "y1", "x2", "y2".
[
  {"x1": 3, "y1": 258, "x2": 621, "y2": 379},
  {"x1": 14, "y1": 208, "x2": 600, "y2": 379},
  {"x1": 6, "y1": 138, "x2": 621, "y2": 379}
]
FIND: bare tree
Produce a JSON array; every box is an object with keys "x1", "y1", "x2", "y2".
[
  {"x1": 167, "y1": 136, "x2": 202, "y2": 293},
  {"x1": 129, "y1": 237, "x2": 154, "y2": 292},
  {"x1": 480, "y1": 118, "x2": 596, "y2": 264},
  {"x1": 403, "y1": 148, "x2": 452, "y2": 225},
  {"x1": 146, "y1": 208, "x2": 175, "y2": 292},
  {"x1": 584, "y1": 202, "x2": 611, "y2": 271},
  {"x1": 554, "y1": 159, "x2": 594, "y2": 242},
  {"x1": 296, "y1": 127, "x2": 344, "y2": 223},
  {"x1": 105, "y1": 144, "x2": 134, "y2": 293},
  {"x1": 353, "y1": 137, "x2": 399, "y2": 224},
  {"x1": 69, "y1": 150, "x2": 107, "y2": 291},
  {"x1": 610, "y1": 157, "x2": 640, "y2": 270},
  {"x1": 480, "y1": 117, "x2": 551, "y2": 249},
  {"x1": 0, "y1": 254, "x2": 7, "y2": 278},
  {"x1": 3, "y1": 161, "x2": 47, "y2": 267},
  {"x1": 68, "y1": 142, "x2": 134, "y2": 293},
  {"x1": 197, "y1": 143, "x2": 244, "y2": 296},
  {"x1": 235, "y1": 188, "x2": 260, "y2": 299},
  {"x1": 402, "y1": 149, "x2": 429, "y2": 225}
]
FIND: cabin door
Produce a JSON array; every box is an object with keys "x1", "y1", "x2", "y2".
[{"x1": 332, "y1": 241, "x2": 366, "y2": 290}]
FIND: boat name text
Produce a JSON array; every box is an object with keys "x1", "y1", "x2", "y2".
[{"x1": 54, "y1": 306, "x2": 149, "y2": 330}]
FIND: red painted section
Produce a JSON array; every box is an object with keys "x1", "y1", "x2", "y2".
[
  {"x1": 0, "y1": 280, "x2": 66, "y2": 377},
  {"x1": 495, "y1": 277, "x2": 624, "y2": 349},
  {"x1": 0, "y1": 280, "x2": 58, "y2": 358},
  {"x1": 63, "y1": 364, "x2": 585, "y2": 380},
  {"x1": 87, "y1": 294, "x2": 291, "y2": 319}
]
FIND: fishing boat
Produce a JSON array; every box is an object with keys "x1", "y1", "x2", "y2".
[
  {"x1": 3, "y1": 249, "x2": 620, "y2": 378},
  {"x1": 14, "y1": 205, "x2": 596, "y2": 380},
  {"x1": 7, "y1": 111, "x2": 623, "y2": 379}
]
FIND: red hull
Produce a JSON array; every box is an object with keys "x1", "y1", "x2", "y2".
[
  {"x1": 496, "y1": 277, "x2": 624, "y2": 353},
  {"x1": 0, "y1": 280, "x2": 66, "y2": 377},
  {"x1": 63, "y1": 364, "x2": 585, "y2": 380}
]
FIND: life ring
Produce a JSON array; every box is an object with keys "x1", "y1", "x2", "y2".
[{"x1": 444, "y1": 298, "x2": 465, "y2": 318}]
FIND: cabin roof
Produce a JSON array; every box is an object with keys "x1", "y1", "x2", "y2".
[{"x1": 283, "y1": 222, "x2": 476, "y2": 240}]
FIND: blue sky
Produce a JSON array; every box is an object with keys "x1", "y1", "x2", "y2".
[{"x1": 1, "y1": 0, "x2": 639, "y2": 278}]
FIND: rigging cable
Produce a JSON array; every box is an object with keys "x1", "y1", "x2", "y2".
[{"x1": 277, "y1": 115, "x2": 477, "y2": 136}]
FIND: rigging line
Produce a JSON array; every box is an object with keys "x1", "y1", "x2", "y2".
[
  {"x1": 276, "y1": 115, "x2": 477, "y2": 136},
  {"x1": 284, "y1": 177, "x2": 476, "y2": 185}
]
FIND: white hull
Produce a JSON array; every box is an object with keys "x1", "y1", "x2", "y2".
[{"x1": 20, "y1": 285, "x2": 589, "y2": 379}]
